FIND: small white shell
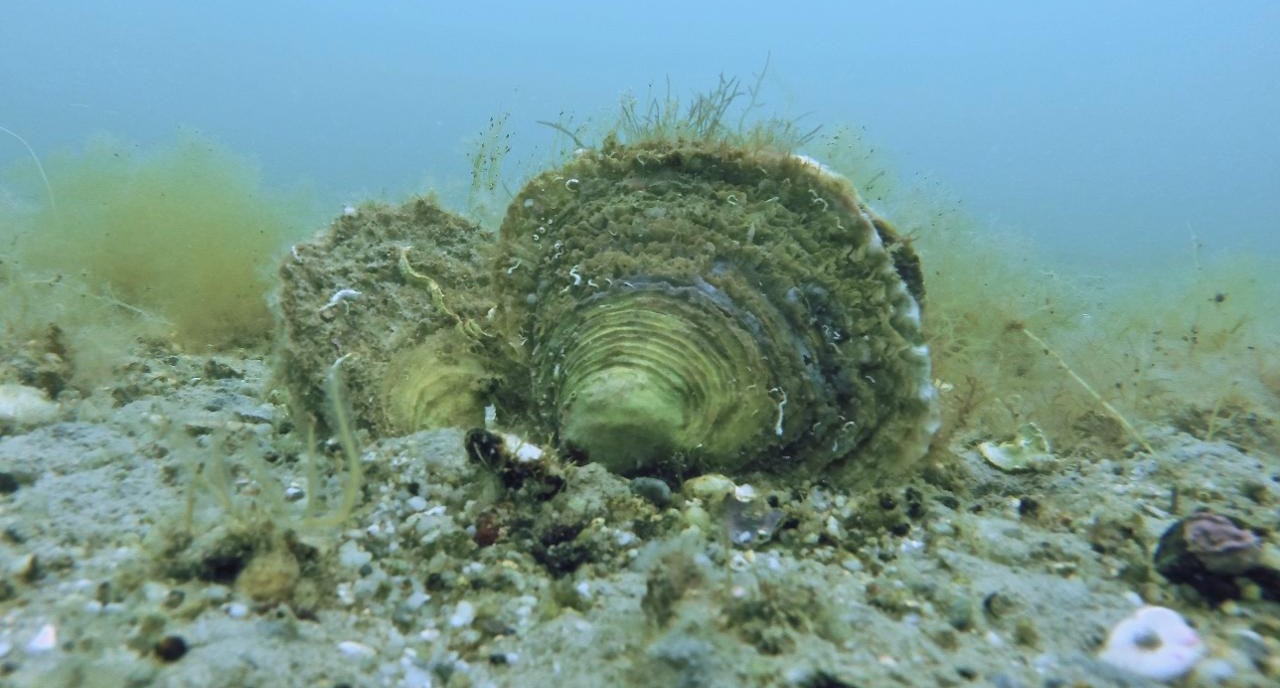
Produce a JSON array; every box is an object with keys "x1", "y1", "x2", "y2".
[
  {"x1": 683, "y1": 473, "x2": 736, "y2": 503},
  {"x1": 978, "y1": 422, "x2": 1054, "y2": 473},
  {"x1": 1098, "y1": 606, "x2": 1205, "y2": 682}
]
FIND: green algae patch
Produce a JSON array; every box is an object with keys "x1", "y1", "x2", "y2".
[{"x1": 10, "y1": 133, "x2": 303, "y2": 349}]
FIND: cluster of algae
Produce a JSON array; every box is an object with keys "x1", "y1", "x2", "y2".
[{"x1": 1, "y1": 131, "x2": 308, "y2": 390}]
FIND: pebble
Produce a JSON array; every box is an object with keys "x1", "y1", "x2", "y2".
[
  {"x1": 25, "y1": 623, "x2": 57, "y2": 653},
  {"x1": 226, "y1": 602, "x2": 249, "y2": 618},
  {"x1": 339, "y1": 540, "x2": 373, "y2": 569},
  {"x1": 448, "y1": 600, "x2": 476, "y2": 628},
  {"x1": 1231, "y1": 628, "x2": 1270, "y2": 665},
  {"x1": 406, "y1": 496, "x2": 429, "y2": 512},
  {"x1": 629, "y1": 477, "x2": 671, "y2": 506},
  {"x1": 1194, "y1": 658, "x2": 1235, "y2": 684},
  {"x1": 404, "y1": 591, "x2": 431, "y2": 611},
  {"x1": 338, "y1": 640, "x2": 376, "y2": 659}
]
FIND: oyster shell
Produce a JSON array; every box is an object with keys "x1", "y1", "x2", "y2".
[
  {"x1": 491, "y1": 137, "x2": 939, "y2": 479},
  {"x1": 276, "y1": 198, "x2": 498, "y2": 435}
]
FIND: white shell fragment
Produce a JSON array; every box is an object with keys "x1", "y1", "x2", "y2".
[
  {"x1": 1098, "y1": 606, "x2": 1205, "y2": 683},
  {"x1": 978, "y1": 422, "x2": 1055, "y2": 473},
  {"x1": 683, "y1": 473, "x2": 737, "y2": 503},
  {"x1": 0, "y1": 384, "x2": 59, "y2": 431},
  {"x1": 25, "y1": 623, "x2": 57, "y2": 653}
]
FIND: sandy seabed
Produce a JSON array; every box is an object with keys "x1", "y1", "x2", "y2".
[{"x1": 0, "y1": 346, "x2": 1277, "y2": 688}]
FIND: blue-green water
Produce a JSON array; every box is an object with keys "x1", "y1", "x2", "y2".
[{"x1": 2, "y1": 1, "x2": 1277, "y2": 266}]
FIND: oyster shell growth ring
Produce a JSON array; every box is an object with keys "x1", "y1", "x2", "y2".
[{"x1": 494, "y1": 139, "x2": 940, "y2": 480}]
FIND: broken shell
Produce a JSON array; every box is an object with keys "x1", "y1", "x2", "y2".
[
  {"x1": 493, "y1": 138, "x2": 938, "y2": 479},
  {"x1": 0, "y1": 384, "x2": 59, "y2": 432},
  {"x1": 978, "y1": 422, "x2": 1055, "y2": 473},
  {"x1": 683, "y1": 473, "x2": 738, "y2": 504}
]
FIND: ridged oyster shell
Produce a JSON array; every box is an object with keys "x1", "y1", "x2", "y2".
[{"x1": 492, "y1": 138, "x2": 939, "y2": 479}]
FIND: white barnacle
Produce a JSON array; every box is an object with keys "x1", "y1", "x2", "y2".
[{"x1": 320, "y1": 288, "x2": 362, "y2": 313}]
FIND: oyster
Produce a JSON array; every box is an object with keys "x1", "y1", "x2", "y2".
[
  {"x1": 276, "y1": 198, "x2": 498, "y2": 435},
  {"x1": 491, "y1": 137, "x2": 939, "y2": 480},
  {"x1": 276, "y1": 137, "x2": 939, "y2": 483}
]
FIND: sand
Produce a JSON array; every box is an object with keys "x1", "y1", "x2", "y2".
[{"x1": 1, "y1": 344, "x2": 1277, "y2": 688}]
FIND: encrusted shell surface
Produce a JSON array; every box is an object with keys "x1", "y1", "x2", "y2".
[
  {"x1": 276, "y1": 198, "x2": 497, "y2": 434},
  {"x1": 492, "y1": 138, "x2": 939, "y2": 479}
]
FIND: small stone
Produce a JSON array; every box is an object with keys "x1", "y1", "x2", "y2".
[
  {"x1": 448, "y1": 600, "x2": 475, "y2": 628},
  {"x1": 154, "y1": 635, "x2": 188, "y2": 662},
  {"x1": 164, "y1": 589, "x2": 186, "y2": 609},
  {"x1": 25, "y1": 623, "x2": 57, "y2": 653},
  {"x1": 338, "y1": 540, "x2": 373, "y2": 569},
  {"x1": 1195, "y1": 657, "x2": 1235, "y2": 683},
  {"x1": 225, "y1": 602, "x2": 249, "y2": 618},
  {"x1": 337, "y1": 640, "x2": 376, "y2": 659},
  {"x1": 404, "y1": 591, "x2": 431, "y2": 611},
  {"x1": 406, "y1": 496, "x2": 429, "y2": 512},
  {"x1": 629, "y1": 477, "x2": 672, "y2": 507},
  {"x1": 8, "y1": 553, "x2": 37, "y2": 583}
]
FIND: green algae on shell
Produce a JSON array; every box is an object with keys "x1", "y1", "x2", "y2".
[{"x1": 492, "y1": 137, "x2": 940, "y2": 480}]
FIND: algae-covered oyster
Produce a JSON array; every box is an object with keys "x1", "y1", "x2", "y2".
[
  {"x1": 491, "y1": 137, "x2": 939, "y2": 480},
  {"x1": 276, "y1": 197, "x2": 500, "y2": 435}
]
